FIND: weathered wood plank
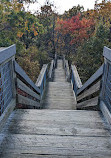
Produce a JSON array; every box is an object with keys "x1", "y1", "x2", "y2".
[
  {"x1": 1, "y1": 150, "x2": 111, "y2": 158},
  {"x1": 3, "y1": 154, "x2": 110, "y2": 158},
  {"x1": 63, "y1": 55, "x2": 65, "y2": 68},
  {"x1": 42, "y1": 103, "x2": 76, "y2": 110},
  {"x1": 100, "y1": 101, "x2": 111, "y2": 125},
  {"x1": 1, "y1": 134, "x2": 111, "y2": 157},
  {"x1": 0, "y1": 45, "x2": 16, "y2": 65},
  {"x1": 17, "y1": 94, "x2": 40, "y2": 108},
  {"x1": 103, "y1": 46, "x2": 111, "y2": 62},
  {"x1": 0, "y1": 108, "x2": 111, "y2": 157},
  {"x1": 1, "y1": 134, "x2": 111, "y2": 150},
  {"x1": 77, "y1": 65, "x2": 103, "y2": 95},
  {"x1": 15, "y1": 61, "x2": 40, "y2": 94},
  {"x1": 65, "y1": 60, "x2": 70, "y2": 81},
  {"x1": 48, "y1": 60, "x2": 54, "y2": 79},
  {"x1": 36, "y1": 64, "x2": 48, "y2": 87},
  {"x1": 0, "y1": 99, "x2": 16, "y2": 132},
  {"x1": 11, "y1": 109, "x2": 104, "y2": 122},
  {"x1": 71, "y1": 65, "x2": 82, "y2": 89},
  {"x1": 5, "y1": 118, "x2": 110, "y2": 137},
  {"x1": 17, "y1": 78, "x2": 40, "y2": 101},
  {"x1": 77, "y1": 97, "x2": 99, "y2": 109},
  {"x1": 77, "y1": 80, "x2": 101, "y2": 102}
]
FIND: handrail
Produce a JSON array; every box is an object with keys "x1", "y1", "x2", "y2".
[
  {"x1": 36, "y1": 64, "x2": 48, "y2": 87},
  {"x1": 15, "y1": 61, "x2": 40, "y2": 94},
  {"x1": 71, "y1": 65, "x2": 82, "y2": 94},
  {"x1": 36, "y1": 64, "x2": 48, "y2": 98},
  {"x1": 0, "y1": 45, "x2": 16, "y2": 131},
  {"x1": 103, "y1": 46, "x2": 111, "y2": 62},
  {"x1": 15, "y1": 61, "x2": 42, "y2": 108},
  {"x1": 69, "y1": 61, "x2": 103, "y2": 110},
  {"x1": 77, "y1": 64, "x2": 103, "y2": 95},
  {"x1": 0, "y1": 45, "x2": 16, "y2": 65},
  {"x1": 54, "y1": 53, "x2": 57, "y2": 68},
  {"x1": 100, "y1": 46, "x2": 111, "y2": 125},
  {"x1": 48, "y1": 54, "x2": 57, "y2": 80},
  {"x1": 63, "y1": 56, "x2": 70, "y2": 81},
  {"x1": 15, "y1": 54, "x2": 56, "y2": 106},
  {"x1": 48, "y1": 60, "x2": 54, "y2": 80}
]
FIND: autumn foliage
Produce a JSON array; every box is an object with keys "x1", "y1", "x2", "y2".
[
  {"x1": 1, "y1": 0, "x2": 111, "y2": 83},
  {"x1": 56, "y1": 14, "x2": 94, "y2": 45}
]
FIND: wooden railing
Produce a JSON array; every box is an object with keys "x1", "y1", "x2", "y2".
[
  {"x1": 71, "y1": 65, "x2": 82, "y2": 95},
  {"x1": 63, "y1": 56, "x2": 70, "y2": 82},
  {"x1": 15, "y1": 53, "x2": 57, "y2": 108},
  {"x1": 75, "y1": 65, "x2": 103, "y2": 110},
  {"x1": 0, "y1": 44, "x2": 56, "y2": 130},
  {"x1": 63, "y1": 47, "x2": 111, "y2": 124},
  {"x1": 48, "y1": 54, "x2": 57, "y2": 81},
  {"x1": 35, "y1": 64, "x2": 48, "y2": 99},
  {"x1": 63, "y1": 55, "x2": 103, "y2": 110},
  {"x1": 100, "y1": 46, "x2": 111, "y2": 125},
  {"x1": 15, "y1": 61, "x2": 41, "y2": 109},
  {"x1": 0, "y1": 45, "x2": 16, "y2": 130}
]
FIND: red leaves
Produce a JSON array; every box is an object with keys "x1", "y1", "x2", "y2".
[{"x1": 56, "y1": 14, "x2": 94, "y2": 45}]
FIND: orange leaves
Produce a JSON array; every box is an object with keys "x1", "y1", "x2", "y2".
[
  {"x1": 17, "y1": 20, "x2": 39, "y2": 38},
  {"x1": 17, "y1": 31, "x2": 23, "y2": 38},
  {"x1": 87, "y1": 1, "x2": 111, "y2": 27},
  {"x1": 32, "y1": 25, "x2": 38, "y2": 36},
  {"x1": 34, "y1": 29, "x2": 38, "y2": 36}
]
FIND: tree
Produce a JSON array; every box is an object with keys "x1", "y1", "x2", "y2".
[
  {"x1": 72, "y1": 24, "x2": 110, "y2": 82},
  {"x1": 0, "y1": 0, "x2": 48, "y2": 81},
  {"x1": 37, "y1": 0, "x2": 57, "y2": 56},
  {"x1": 62, "y1": 5, "x2": 84, "y2": 19},
  {"x1": 55, "y1": 13, "x2": 94, "y2": 56}
]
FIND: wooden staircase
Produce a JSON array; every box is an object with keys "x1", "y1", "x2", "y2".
[
  {"x1": 41, "y1": 60, "x2": 76, "y2": 109},
  {"x1": 0, "y1": 60, "x2": 111, "y2": 158}
]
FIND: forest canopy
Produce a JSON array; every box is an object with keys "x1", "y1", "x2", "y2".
[{"x1": 0, "y1": 0, "x2": 111, "y2": 83}]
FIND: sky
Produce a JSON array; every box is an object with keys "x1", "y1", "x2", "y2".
[{"x1": 25, "y1": 0, "x2": 102, "y2": 14}]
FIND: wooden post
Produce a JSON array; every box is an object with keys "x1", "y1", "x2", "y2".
[
  {"x1": 100, "y1": 46, "x2": 111, "y2": 125},
  {"x1": 0, "y1": 45, "x2": 16, "y2": 131}
]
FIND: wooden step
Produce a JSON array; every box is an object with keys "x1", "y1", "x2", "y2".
[
  {"x1": 0, "y1": 109, "x2": 111, "y2": 158},
  {"x1": 42, "y1": 60, "x2": 75, "y2": 110}
]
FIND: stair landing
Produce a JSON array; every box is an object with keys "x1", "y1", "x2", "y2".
[{"x1": 0, "y1": 109, "x2": 111, "y2": 157}]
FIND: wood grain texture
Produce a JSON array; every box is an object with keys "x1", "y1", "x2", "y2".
[
  {"x1": 64, "y1": 60, "x2": 70, "y2": 81},
  {"x1": 17, "y1": 78, "x2": 40, "y2": 101},
  {"x1": 100, "y1": 101, "x2": 111, "y2": 125},
  {"x1": 77, "y1": 65, "x2": 103, "y2": 95},
  {"x1": 17, "y1": 94, "x2": 40, "y2": 107},
  {"x1": 103, "y1": 46, "x2": 111, "y2": 62},
  {"x1": 77, "y1": 80, "x2": 101, "y2": 102},
  {"x1": 0, "y1": 45, "x2": 16, "y2": 65},
  {"x1": 71, "y1": 65, "x2": 82, "y2": 89},
  {"x1": 36, "y1": 64, "x2": 48, "y2": 87},
  {"x1": 0, "y1": 109, "x2": 111, "y2": 158},
  {"x1": 0, "y1": 99, "x2": 16, "y2": 132},
  {"x1": 48, "y1": 60, "x2": 54, "y2": 79},
  {"x1": 15, "y1": 61, "x2": 40, "y2": 94},
  {"x1": 77, "y1": 96, "x2": 99, "y2": 109}
]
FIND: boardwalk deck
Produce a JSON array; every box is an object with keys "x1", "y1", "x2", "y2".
[
  {"x1": 0, "y1": 109, "x2": 111, "y2": 157},
  {"x1": 41, "y1": 60, "x2": 76, "y2": 110}
]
